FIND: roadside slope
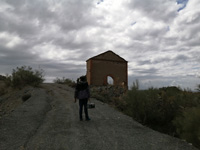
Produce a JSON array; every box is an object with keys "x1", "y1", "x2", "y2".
[{"x1": 0, "y1": 83, "x2": 198, "y2": 150}]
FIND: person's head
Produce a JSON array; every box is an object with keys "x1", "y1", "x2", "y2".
[{"x1": 80, "y1": 75, "x2": 87, "y2": 82}]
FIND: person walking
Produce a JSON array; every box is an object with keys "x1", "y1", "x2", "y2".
[{"x1": 74, "y1": 76, "x2": 91, "y2": 121}]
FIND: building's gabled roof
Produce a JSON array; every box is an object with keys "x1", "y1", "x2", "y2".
[{"x1": 86, "y1": 50, "x2": 127, "y2": 62}]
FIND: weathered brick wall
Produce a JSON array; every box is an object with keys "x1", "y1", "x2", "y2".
[
  {"x1": 87, "y1": 59, "x2": 127, "y2": 87},
  {"x1": 86, "y1": 51, "x2": 128, "y2": 88}
]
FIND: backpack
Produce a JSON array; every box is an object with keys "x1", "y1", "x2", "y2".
[{"x1": 78, "y1": 89, "x2": 89, "y2": 99}]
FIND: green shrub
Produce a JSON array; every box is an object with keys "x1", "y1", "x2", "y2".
[
  {"x1": 124, "y1": 87, "x2": 167, "y2": 126},
  {"x1": 54, "y1": 77, "x2": 76, "y2": 88},
  {"x1": 90, "y1": 79, "x2": 200, "y2": 148},
  {"x1": 173, "y1": 107, "x2": 200, "y2": 149},
  {"x1": 112, "y1": 97, "x2": 127, "y2": 111},
  {"x1": 196, "y1": 84, "x2": 200, "y2": 92},
  {"x1": 90, "y1": 86, "x2": 113, "y2": 103},
  {"x1": 5, "y1": 66, "x2": 44, "y2": 88},
  {"x1": 90, "y1": 85, "x2": 126, "y2": 103},
  {"x1": 0, "y1": 87, "x2": 6, "y2": 96},
  {"x1": 90, "y1": 92, "x2": 107, "y2": 102},
  {"x1": 0, "y1": 75, "x2": 6, "y2": 81},
  {"x1": 54, "y1": 77, "x2": 65, "y2": 84},
  {"x1": 122, "y1": 80, "x2": 200, "y2": 148},
  {"x1": 0, "y1": 75, "x2": 6, "y2": 95},
  {"x1": 123, "y1": 82, "x2": 200, "y2": 134},
  {"x1": 91, "y1": 80, "x2": 200, "y2": 147}
]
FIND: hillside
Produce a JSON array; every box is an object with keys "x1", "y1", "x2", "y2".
[{"x1": 0, "y1": 83, "x2": 198, "y2": 150}]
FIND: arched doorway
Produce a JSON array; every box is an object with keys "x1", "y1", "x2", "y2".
[{"x1": 107, "y1": 76, "x2": 114, "y2": 85}]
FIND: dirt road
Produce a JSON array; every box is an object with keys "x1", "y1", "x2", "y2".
[{"x1": 0, "y1": 84, "x2": 198, "y2": 150}]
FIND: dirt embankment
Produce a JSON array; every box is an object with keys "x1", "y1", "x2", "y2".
[{"x1": 0, "y1": 83, "x2": 198, "y2": 150}]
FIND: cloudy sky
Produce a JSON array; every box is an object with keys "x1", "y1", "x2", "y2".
[{"x1": 0, "y1": 0, "x2": 199, "y2": 90}]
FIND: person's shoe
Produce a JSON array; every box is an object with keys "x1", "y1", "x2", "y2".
[{"x1": 86, "y1": 118, "x2": 91, "y2": 121}]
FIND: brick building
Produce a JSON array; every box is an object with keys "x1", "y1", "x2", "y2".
[{"x1": 86, "y1": 50, "x2": 128, "y2": 88}]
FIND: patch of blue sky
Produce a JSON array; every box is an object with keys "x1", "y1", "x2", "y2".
[
  {"x1": 177, "y1": 0, "x2": 189, "y2": 11},
  {"x1": 167, "y1": 26, "x2": 170, "y2": 31},
  {"x1": 131, "y1": 21, "x2": 137, "y2": 26},
  {"x1": 97, "y1": 0, "x2": 104, "y2": 5},
  {"x1": 192, "y1": 67, "x2": 200, "y2": 70}
]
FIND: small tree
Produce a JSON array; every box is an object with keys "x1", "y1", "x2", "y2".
[
  {"x1": 5, "y1": 66, "x2": 44, "y2": 88},
  {"x1": 131, "y1": 79, "x2": 139, "y2": 90},
  {"x1": 54, "y1": 77, "x2": 76, "y2": 88},
  {"x1": 173, "y1": 107, "x2": 200, "y2": 149},
  {"x1": 0, "y1": 75, "x2": 6, "y2": 81},
  {"x1": 196, "y1": 84, "x2": 200, "y2": 92}
]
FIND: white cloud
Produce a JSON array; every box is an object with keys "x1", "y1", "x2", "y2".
[
  {"x1": 0, "y1": 32, "x2": 26, "y2": 48},
  {"x1": 0, "y1": 0, "x2": 199, "y2": 90},
  {"x1": 127, "y1": 0, "x2": 179, "y2": 22}
]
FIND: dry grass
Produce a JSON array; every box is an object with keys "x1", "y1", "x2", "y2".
[{"x1": 0, "y1": 82, "x2": 33, "y2": 118}]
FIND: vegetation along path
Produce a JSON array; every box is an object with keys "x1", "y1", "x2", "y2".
[{"x1": 0, "y1": 83, "x2": 198, "y2": 150}]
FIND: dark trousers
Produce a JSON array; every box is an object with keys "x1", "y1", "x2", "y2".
[{"x1": 79, "y1": 98, "x2": 89, "y2": 119}]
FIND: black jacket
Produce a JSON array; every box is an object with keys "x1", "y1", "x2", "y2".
[{"x1": 74, "y1": 81, "x2": 90, "y2": 99}]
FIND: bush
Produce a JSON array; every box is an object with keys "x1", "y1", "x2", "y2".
[
  {"x1": 91, "y1": 80, "x2": 200, "y2": 147},
  {"x1": 0, "y1": 87, "x2": 6, "y2": 96},
  {"x1": 121, "y1": 80, "x2": 200, "y2": 148},
  {"x1": 0, "y1": 75, "x2": 6, "y2": 81},
  {"x1": 5, "y1": 66, "x2": 44, "y2": 88},
  {"x1": 123, "y1": 82, "x2": 200, "y2": 134},
  {"x1": 0, "y1": 75, "x2": 6, "y2": 95},
  {"x1": 124, "y1": 87, "x2": 165, "y2": 126},
  {"x1": 196, "y1": 84, "x2": 200, "y2": 92},
  {"x1": 90, "y1": 85, "x2": 126, "y2": 103},
  {"x1": 90, "y1": 92, "x2": 107, "y2": 102},
  {"x1": 173, "y1": 107, "x2": 200, "y2": 149},
  {"x1": 54, "y1": 77, "x2": 76, "y2": 88}
]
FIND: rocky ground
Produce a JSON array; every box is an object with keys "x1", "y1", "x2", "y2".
[{"x1": 0, "y1": 83, "x2": 198, "y2": 150}]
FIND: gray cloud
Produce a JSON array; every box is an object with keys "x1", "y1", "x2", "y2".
[
  {"x1": 174, "y1": 54, "x2": 190, "y2": 61},
  {"x1": 132, "y1": 67, "x2": 159, "y2": 75},
  {"x1": 0, "y1": 0, "x2": 199, "y2": 90}
]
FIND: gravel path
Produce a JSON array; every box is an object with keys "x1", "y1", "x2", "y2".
[{"x1": 0, "y1": 84, "x2": 198, "y2": 150}]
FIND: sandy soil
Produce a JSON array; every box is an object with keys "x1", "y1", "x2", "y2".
[{"x1": 0, "y1": 83, "x2": 198, "y2": 150}]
